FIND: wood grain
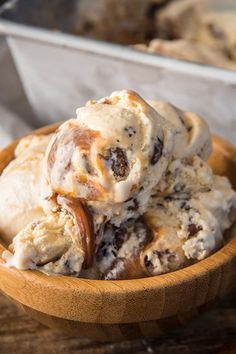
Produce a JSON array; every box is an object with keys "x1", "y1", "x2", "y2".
[
  {"x1": 0, "y1": 126, "x2": 235, "y2": 341},
  {"x1": 0, "y1": 289, "x2": 236, "y2": 354}
]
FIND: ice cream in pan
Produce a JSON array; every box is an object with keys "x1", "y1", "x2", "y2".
[{"x1": 1, "y1": 90, "x2": 236, "y2": 279}]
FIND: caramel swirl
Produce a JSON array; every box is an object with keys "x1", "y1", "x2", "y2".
[{"x1": 57, "y1": 196, "x2": 94, "y2": 269}]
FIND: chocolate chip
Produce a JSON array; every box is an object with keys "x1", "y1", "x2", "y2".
[
  {"x1": 64, "y1": 259, "x2": 70, "y2": 268},
  {"x1": 173, "y1": 183, "x2": 185, "y2": 193},
  {"x1": 180, "y1": 201, "x2": 191, "y2": 211},
  {"x1": 151, "y1": 137, "x2": 163, "y2": 165},
  {"x1": 95, "y1": 241, "x2": 107, "y2": 262},
  {"x1": 124, "y1": 126, "x2": 136, "y2": 137},
  {"x1": 111, "y1": 250, "x2": 116, "y2": 257},
  {"x1": 127, "y1": 198, "x2": 139, "y2": 212},
  {"x1": 144, "y1": 249, "x2": 173, "y2": 272},
  {"x1": 188, "y1": 224, "x2": 203, "y2": 237},
  {"x1": 144, "y1": 255, "x2": 152, "y2": 268},
  {"x1": 165, "y1": 192, "x2": 190, "y2": 201},
  {"x1": 82, "y1": 154, "x2": 93, "y2": 174}
]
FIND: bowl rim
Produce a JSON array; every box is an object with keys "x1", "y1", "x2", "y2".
[{"x1": 0, "y1": 123, "x2": 235, "y2": 324}]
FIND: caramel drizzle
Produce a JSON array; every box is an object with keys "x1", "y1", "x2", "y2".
[{"x1": 47, "y1": 125, "x2": 100, "y2": 178}]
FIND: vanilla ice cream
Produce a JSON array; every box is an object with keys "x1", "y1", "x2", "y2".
[
  {"x1": 149, "y1": 100, "x2": 212, "y2": 160},
  {"x1": 141, "y1": 157, "x2": 236, "y2": 276},
  {"x1": 0, "y1": 134, "x2": 51, "y2": 244},
  {"x1": 1, "y1": 90, "x2": 236, "y2": 280},
  {"x1": 3, "y1": 210, "x2": 85, "y2": 276},
  {"x1": 44, "y1": 90, "x2": 174, "y2": 227}
]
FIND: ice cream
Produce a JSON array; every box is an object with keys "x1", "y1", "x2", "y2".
[
  {"x1": 3, "y1": 210, "x2": 85, "y2": 276},
  {"x1": 141, "y1": 157, "x2": 236, "y2": 276},
  {"x1": 1, "y1": 90, "x2": 236, "y2": 279},
  {"x1": 197, "y1": 12, "x2": 236, "y2": 62},
  {"x1": 94, "y1": 217, "x2": 153, "y2": 280},
  {"x1": 43, "y1": 90, "x2": 174, "y2": 228},
  {"x1": 0, "y1": 134, "x2": 51, "y2": 245},
  {"x1": 154, "y1": 0, "x2": 201, "y2": 41},
  {"x1": 149, "y1": 100, "x2": 212, "y2": 160}
]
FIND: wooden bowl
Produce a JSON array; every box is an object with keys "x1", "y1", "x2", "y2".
[{"x1": 0, "y1": 124, "x2": 236, "y2": 342}]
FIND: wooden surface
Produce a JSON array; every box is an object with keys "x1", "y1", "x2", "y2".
[{"x1": 0, "y1": 288, "x2": 236, "y2": 354}]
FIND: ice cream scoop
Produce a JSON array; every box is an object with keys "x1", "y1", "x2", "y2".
[
  {"x1": 149, "y1": 100, "x2": 212, "y2": 160},
  {"x1": 141, "y1": 157, "x2": 236, "y2": 276},
  {"x1": 1, "y1": 91, "x2": 235, "y2": 282},
  {"x1": 2, "y1": 211, "x2": 85, "y2": 276},
  {"x1": 44, "y1": 90, "x2": 174, "y2": 226}
]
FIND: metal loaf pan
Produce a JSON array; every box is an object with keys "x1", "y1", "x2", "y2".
[{"x1": 0, "y1": 0, "x2": 236, "y2": 143}]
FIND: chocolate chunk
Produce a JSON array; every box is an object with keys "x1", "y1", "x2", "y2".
[
  {"x1": 95, "y1": 241, "x2": 107, "y2": 262},
  {"x1": 154, "y1": 249, "x2": 171, "y2": 258},
  {"x1": 151, "y1": 137, "x2": 163, "y2": 165},
  {"x1": 95, "y1": 223, "x2": 127, "y2": 262},
  {"x1": 64, "y1": 259, "x2": 70, "y2": 269},
  {"x1": 188, "y1": 223, "x2": 203, "y2": 237},
  {"x1": 164, "y1": 195, "x2": 174, "y2": 202},
  {"x1": 104, "y1": 147, "x2": 129, "y2": 180},
  {"x1": 113, "y1": 227, "x2": 127, "y2": 250},
  {"x1": 144, "y1": 249, "x2": 173, "y2": 272},
  {"x1": 164, "y1": 192, "x2": 190, "y2": 201}
]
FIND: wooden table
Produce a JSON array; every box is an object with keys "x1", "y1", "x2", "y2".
[{"x1": 0, "y1": 287, "x2": 235, "y2": 354}]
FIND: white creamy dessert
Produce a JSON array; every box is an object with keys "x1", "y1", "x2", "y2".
[
  {"x1": 142, "y1": 158, "x2": 236, "y2": 276},
  {"x1": 43, "y1": 90, "x2": 174, "y2": 229},
  {"x1": 0, "y1": 135, "x2": 51, "y2": 244},
  {"x1": 3, "y1": 211, "x2": 84, "y2": 276},
  {"x1": 1, "y1": 90, "x2": 236, "y2": 279}
]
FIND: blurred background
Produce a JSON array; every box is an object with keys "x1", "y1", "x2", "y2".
[{"x1": 0, "y1": 0, "x2": 236, "y2": 147}]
